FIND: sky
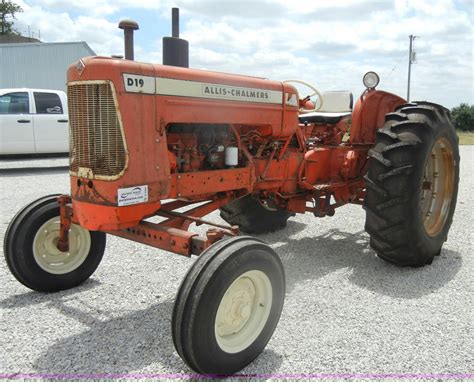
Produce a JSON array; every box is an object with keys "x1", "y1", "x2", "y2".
[{"x1": 12, "y1": 0, "x2": 473, "y2": 108}]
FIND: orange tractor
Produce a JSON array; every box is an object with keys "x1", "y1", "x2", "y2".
[{"x1": 4, "y1": 14, "x2": 459, "y2": 375}]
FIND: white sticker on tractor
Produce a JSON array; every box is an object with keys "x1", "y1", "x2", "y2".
[
  {"x1": 118, "y1": 185, "x2": 149, "y2": 206},
  {"x1": 156, "y1": 77, "x2": 283, "y2": 104},
  {"x1": 123, "y1": 74, "x2": 156, "y2": 94},
  {"x1": 122, "y1": 73, "x2": 283, "y2": 104}
]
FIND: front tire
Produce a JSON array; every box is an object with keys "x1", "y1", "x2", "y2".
[
  {"x1": 172, "y1": 236, "x2": 285, "y2": 374},
  {"x1": 4, "y1": 195, "x2": 106, "y2": 292},
  {"x1": 364, "y1": 102, "x2": 459, "y2": 266}
]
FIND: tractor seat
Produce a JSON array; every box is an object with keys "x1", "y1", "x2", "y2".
[{"x1": 299, "y1": 91, "x2": 353, "y2": 124}]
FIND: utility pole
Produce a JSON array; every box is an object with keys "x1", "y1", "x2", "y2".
[{"x1": 407, "y1": 34, "x2": 418, "y2": 101}]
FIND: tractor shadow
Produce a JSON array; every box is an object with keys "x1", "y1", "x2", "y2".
[
  {"x1": 0, "y1": 279, "x2": 102, "y2": 310},
  {"x1": 1, "y1": 280, "x2": 183, "y2": 374},
  {"x1": 30, "y1": 297, "x2": 282, "y2": 375},
  {"x1": 1, "y1": 282, "x2": 282, "y2": 375},
  {"x1": 32, "y1": 299, "x2": 182, "y2": 374},
  {"x1": 258, "y1": 221, "x2": 462, "y2": 299}
]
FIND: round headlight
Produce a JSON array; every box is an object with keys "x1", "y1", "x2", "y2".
[{"x1": 363, "y1": 71, "x2": 380, "y2": 89}]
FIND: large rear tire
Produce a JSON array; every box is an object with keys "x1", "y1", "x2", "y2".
[
  {"x1": 4, "y1": 195, "x2": 106, "y2": 292},
  {"x1": 220, "y1": 195, "x2": 292, "y2": 234},
  {"x1": 172, "y1": 236, "x2": 285, "y2": 374},
  {"x1": 364, "y1": 102, "x2": 459, "y2": 266}
]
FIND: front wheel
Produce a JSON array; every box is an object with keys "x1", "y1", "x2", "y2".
[
  {"x1": 172, "y1": 236, "x2": 285, "y2": 374},
  {"x1": 364, "y1": 102, "x2": 460, "y2": 266},
  {"x1": 4, "y1": 195, "x2": 106, "y2": 292}
]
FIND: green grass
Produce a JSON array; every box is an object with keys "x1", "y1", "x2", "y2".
[{"x1": 457, "y1": 132, "x2": 474, "y2": 145}]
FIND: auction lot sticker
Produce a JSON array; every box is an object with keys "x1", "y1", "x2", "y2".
[{"x1": 118, "y1": 185, "x2": 149, "y2": 206}]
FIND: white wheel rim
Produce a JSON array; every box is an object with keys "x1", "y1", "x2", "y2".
[
  {"x1": 214, "y1": 270, "x2": 273, "y2": 354},
  {"x1": 33, "y1": 217, "x2": 91, "y2": 275}
]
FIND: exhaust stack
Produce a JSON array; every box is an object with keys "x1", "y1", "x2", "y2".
[
  {"x1": 118, "y1": 19, "x2": 139, "y2": 60},
  {"x1": 172, "y1": 7, "x2": 179, "y2": 38},
  {"x1": 162, "y1": 8, "x2": 189, "y2": 68}
]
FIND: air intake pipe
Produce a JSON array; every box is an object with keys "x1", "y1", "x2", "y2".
[
  {"x1": 118, "y1": 19, "x2": 139, "y2": 60},
  {"x1": 162, "y1": 8, "x2": 189, "y2": 68}
]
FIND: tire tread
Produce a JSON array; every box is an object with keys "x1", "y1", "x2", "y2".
[
  {"x1": 364, "y1": 101, "x2": 459, "y2": 266},
  {"x1": 220, "y1": 195, "x2": 292, "y2": 234}
]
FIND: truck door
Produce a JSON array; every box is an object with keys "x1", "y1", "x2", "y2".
[
  {"x1": 32, "y1": 91, "x2": 69, "y2": 153},
  {"x1": 0, "y1": 91, "x2": 35, "y2": 154}
]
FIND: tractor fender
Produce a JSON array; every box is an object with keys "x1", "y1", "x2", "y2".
[{"x1": 350, "y1": 90, "x2": 406, "y2": 144}]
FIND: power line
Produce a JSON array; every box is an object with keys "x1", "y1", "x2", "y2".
[{"x1": 383, "y1": 51, "x2": 408, "y2": 81}]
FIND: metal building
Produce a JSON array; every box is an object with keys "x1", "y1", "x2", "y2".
[{"x1": 0, "y1": 42, "x2": 95, "y2": 92}]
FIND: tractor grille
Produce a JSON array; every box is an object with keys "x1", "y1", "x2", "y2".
[{"x1": 68, "y1": 81, "x2": 127, "y2": 179}]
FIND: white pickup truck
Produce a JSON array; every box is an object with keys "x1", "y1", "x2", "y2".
[{"x1": 0, "y1": 88, "x2": 69, "y2": 154}]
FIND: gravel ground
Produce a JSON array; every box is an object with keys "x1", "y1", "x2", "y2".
[
  {"x1": 0, "y1": 155, "x2": 68, "y2": 170},
  {"x1": 1, "y1": 147, "x2": 472, "y2": 378}
]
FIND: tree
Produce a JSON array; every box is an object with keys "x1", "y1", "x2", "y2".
[
  {"x1": 451, "y1": 103, "x2": 474, "y2": 132},
  {"x1": 0, "y1": 0, "x2": 23, "y2": 35}
]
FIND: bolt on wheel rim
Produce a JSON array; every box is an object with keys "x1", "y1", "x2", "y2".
[
  {"x1": 214, "y1": 270, "x2": 272, "y2": 354},
  {"x1": 33, "y1": 217, "x2": 91, "y2": 274},
  {"x1": 421, "y1": 137, "x2": 455, "y2": 237}
]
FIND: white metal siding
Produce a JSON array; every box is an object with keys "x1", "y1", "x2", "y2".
[{"x1": 0, "y1": 42, "x2": 95, "y2": 92}]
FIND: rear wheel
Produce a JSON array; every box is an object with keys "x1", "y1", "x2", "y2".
[
  {"x1": 220, "y1": 195, "x2": 292, "y2": 234},
  {"x1": 172, "y1": 236, "x2": 285, "y2": 374},
  {"x1": 4, "y1": 195, "x2": 106, "y2": 292},
  {"x1": 364, "y1": 102, "x2": 459, "y2": 266}
]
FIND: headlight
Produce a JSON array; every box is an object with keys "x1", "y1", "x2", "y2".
[{"x1": 363, "y1": 71, "x2": 380, "y2": 89}]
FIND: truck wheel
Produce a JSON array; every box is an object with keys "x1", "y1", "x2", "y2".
[
  {"x1": 4, "y1": 195, "x2": 106, "y2": 292},
  {"x1": 220, "y1": 195, "x2": 292, "y2": 234},
  {"x1": 364, "y1": 102, "x2": 459, "y2": 266},
  {"x1": 172, "y1": 236, "x2": 285, "y2": 374}
]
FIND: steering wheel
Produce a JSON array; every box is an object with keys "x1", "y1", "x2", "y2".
[{"x1": 283, "y1": 79, "x2": 323, "y2": 113}]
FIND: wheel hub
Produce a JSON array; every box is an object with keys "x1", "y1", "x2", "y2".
[
  {"x1": 214, "y1": 270, "x2": 273, "y2": 354},
  {"x1": 217, "y1": 278, "x2": 255, "y2": 337},
  {"x1": 33, "y1": 217, "x2": 91, "y2": 274}
]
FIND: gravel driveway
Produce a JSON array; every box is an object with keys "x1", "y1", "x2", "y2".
[{"x1": 1, "y1": 147, "x2": 472, "y2": 379}]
